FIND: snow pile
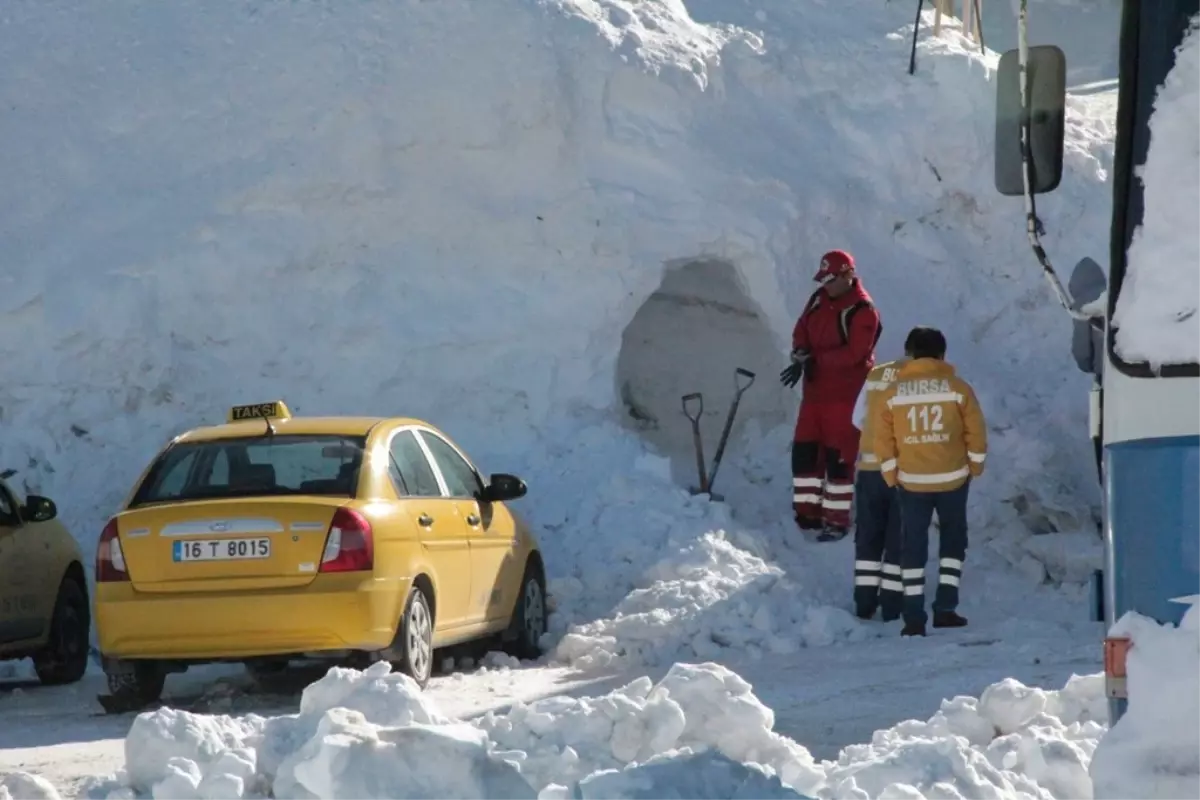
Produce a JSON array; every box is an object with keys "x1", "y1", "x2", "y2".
[
  {"x1": 540, "y1": 750, "x2": 801, "y2": 800},
  {"x1": 827, "y1": 673, "x2": 1106, "y2": 799},
  {"x1": 0, "y1": 773, "x2": 61, "y2": 800},
  {"x1": 543, "y1": 459, "x2": 864, "y2": 671},
  {"x1": 1112, "y1": 14, "x2": 1200, "y2": 366},
  {"x1": 475, "y1": 661, "x2": 823, "y2": 794},
  {"x1": 93, "y1": 659, "x2": 1110, "y2": 799},
  {"x1": 114, "y1": 661, "x2": 524, "y2": 800},
  {"x1": 1089, "y1": 599, "x2": 1200, "y2": 799}
]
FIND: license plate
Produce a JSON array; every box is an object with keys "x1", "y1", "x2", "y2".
[{"x1": 173, "y1": 537, "x2": 271, "y2": 562}]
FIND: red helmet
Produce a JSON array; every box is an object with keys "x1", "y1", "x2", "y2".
[{"x1": 813, "y1": 249, "x2": 855, "y2": 283}]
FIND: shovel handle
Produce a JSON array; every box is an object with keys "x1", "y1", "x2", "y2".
[
  {"x1": 734, "y1": 367, "x2": 756, "y2": 393},
  {"x1": 681, "y1": 392, "x2": 703, "y2": 422}
]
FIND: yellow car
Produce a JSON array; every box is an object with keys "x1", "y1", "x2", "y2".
[
  {"x1": 0, "y1": 478, "x2": 92, "y2": 685},
  {"x1": 94, "y1": 401, "x2": 547, "y2": 708}
]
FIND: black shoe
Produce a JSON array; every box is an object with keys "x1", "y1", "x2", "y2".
[
  {"x1": 795, "y1": 515, "x2": 823, "y2": 531},
  {"x1": 855, "y1": 605, "x2": 877, "y2": 621},
  {"x1": 901, "y1": 622, "x2": 926, "y2": 637},
  {"x1": 932, "y1": 611, "x2": 968, "y2": 628},
  {"x1": 816, "y1": 525, "x2": 849, "y2": 542}
]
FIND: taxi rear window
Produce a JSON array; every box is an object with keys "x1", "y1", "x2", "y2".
[{"x1": 129, "y1": 434, "x2": 367, "y2": 507}]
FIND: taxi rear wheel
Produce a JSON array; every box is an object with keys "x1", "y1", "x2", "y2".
[
  {"x1": 33, "y1": 576, "x2": 91, "y2": 686},
  {"x1": 106, "y1": 662, "x2": 166, "y2": 707},
  {"x1": 390, "y1": 587, "x2": 433, "y2": 688}
]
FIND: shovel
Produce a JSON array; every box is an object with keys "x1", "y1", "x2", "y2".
[
  {"x1": 681, "y1": 392, "x2": 710, "y2": 495},
  {"x1": 706, "y1": 368, "x2": 756, "y2": 500}
]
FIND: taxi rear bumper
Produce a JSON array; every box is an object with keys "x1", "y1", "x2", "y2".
[{"x1": 95, "y1": 573, "x2": 409, "y2": 662}]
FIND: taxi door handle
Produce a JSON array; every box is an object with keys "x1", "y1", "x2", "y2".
[
  {"x1": 466, "y1": 513, "x2": 481, "y2": 527},
  {"x1": 418, "y1": 513, "x2": 434, "y2": 527}
]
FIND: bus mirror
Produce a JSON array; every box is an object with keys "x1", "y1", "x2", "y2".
[
  {"x1": 1070, "y1": 256, "x2": 1107, "y2": 293},
  {"x1": 994, "y1": 45, "x2": 1067, "y2": 197}
]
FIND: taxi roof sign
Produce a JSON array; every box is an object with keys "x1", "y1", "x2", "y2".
[{"x1": 227, "y1": 401, "x2": 292, "y2": 423}]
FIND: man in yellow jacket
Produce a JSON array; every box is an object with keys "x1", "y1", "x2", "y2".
[
  {"x1": 874, "y1": 327, "x2": 987, "y2": 637},
  {"x1": 850, "y1": 346, "x2": 908, "y2": 622}
]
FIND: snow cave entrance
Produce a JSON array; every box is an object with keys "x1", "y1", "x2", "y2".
[{"x1": 615, "y1": 258, "x2": 794, "y2": 487}]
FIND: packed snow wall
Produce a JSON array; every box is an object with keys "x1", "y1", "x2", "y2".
[
  {"x1": 615, "y1": 257, "x2": 794, "y2": 485},
  {"x1": 0, "y1": 0, "x2": 1113, "y2": 565}
]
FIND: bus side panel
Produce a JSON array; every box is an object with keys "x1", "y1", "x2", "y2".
[{"x1": 1106, "y1": 435, "x2": 1200, "y2": 627}]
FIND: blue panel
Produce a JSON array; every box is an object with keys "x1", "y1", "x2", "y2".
[{"x1": 1106, "y1": 436, "x2": 1200, "y2": 626}]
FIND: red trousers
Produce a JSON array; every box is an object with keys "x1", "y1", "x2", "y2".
[{"x1": 792, "y1": 400, "x2": 859, "y2": 529}]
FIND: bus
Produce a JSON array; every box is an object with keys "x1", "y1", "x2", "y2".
[{"x1": 992, "y1": 0, "x2": 1199, "y2": 723}]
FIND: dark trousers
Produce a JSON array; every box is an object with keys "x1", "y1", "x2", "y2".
[
  {"x1": 897, "y1": 481, "x2": 970, "y2": 626},
  {"x1": 853, "y1": 469, "x2": 903, "y2": 618}
]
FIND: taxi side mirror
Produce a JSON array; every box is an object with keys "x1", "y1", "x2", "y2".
[
  {"x1": 482, "y1": 473, "x2": 527, "y2": 503},
  {"x1": 23, "y1": 495, "x2": 58, "y2": 523}
]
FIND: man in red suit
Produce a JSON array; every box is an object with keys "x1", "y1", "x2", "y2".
[{"x1": 779, "y1": 250, "x2": 881, "y2": 542}]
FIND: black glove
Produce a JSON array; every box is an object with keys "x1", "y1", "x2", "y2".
[
  {"x1": 779, "y1": 349, "x2": 810, "y2": 387},
  {"x1": 780, "y1": 362, "x2": 804, "y2": 387}
]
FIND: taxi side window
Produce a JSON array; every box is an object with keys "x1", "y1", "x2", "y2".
[
  {"x1": 419, "y1": 432, "x2": 483, "y2": 499},
  {"x1": 389, "y1": 431, "x2": 442, "y2": 498},
  {"x1": 0, "y1": 485, "x2": 19, "y2": 526}
]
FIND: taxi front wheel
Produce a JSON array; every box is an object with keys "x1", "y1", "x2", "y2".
[
  {"x1": 390, "y1": 587, "x2": 434, "y2": 688},
  {"x1": 504, "y1": 562, "x2": 547, "y2": 660}
]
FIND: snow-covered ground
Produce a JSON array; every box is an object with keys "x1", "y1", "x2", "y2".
[
  {"x1": 5, "y1": 0, "x2": 1195, "y2": 798},
  {"x1": 4, "y1": 607, "x2": 1194, "y2": 800}
]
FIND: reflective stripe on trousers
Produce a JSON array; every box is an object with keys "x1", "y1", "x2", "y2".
[
  {"x1": 823, "y1": 481, "x2": 854, "y2": 512},
  {"x1": 793, "y1": 476, "x2": 822, "y2": 505}
]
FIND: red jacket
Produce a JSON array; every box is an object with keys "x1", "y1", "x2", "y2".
[{"x1": 791, "y1": 278, "x2": 880, "y2": 404}]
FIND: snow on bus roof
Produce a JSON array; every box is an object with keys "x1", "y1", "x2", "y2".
[{"x1": 1112, "y1": 15, "x2": 1200, "y2": 368}]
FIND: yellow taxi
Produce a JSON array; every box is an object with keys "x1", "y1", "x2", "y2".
[
  {"x1": 94, "y1": 401, "x2": 548, "y2": 708},
  {"x1": 0, "y1": 477, "x2": 91, "y2": 685}
]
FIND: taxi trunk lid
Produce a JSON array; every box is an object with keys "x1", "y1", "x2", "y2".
[{"x1": 115, "y1": 498, "x2": 346, "y2": 593}]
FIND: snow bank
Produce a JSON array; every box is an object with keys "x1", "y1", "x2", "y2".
[
  {"x1": 1112, "y1": 14, "x2": 1200, "y2": 366},
  {"x1": 0, "y1": 0, "x2": 1111, "y2": 541},
  {"x1": 93, "y1": 659, "x2": 1109, "y2": 799},
  {"x1": 1089, "y1": 600, "x2": 1200, "y2": 799},
  {"x1": 826, "y1": 673, "x2": 1106, "y2": 800}
]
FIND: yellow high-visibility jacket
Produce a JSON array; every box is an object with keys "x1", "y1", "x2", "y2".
[{"x1": 874, "y1": 358, "x2": 987, "y2": 492}]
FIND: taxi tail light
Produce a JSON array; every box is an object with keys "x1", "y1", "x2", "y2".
[
  {"x1": 319, "y1": 508, "x2": 374, "y2": 573},
  {"x1": 96, "y1": 518, "x2": 130, "y2": 583}
]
